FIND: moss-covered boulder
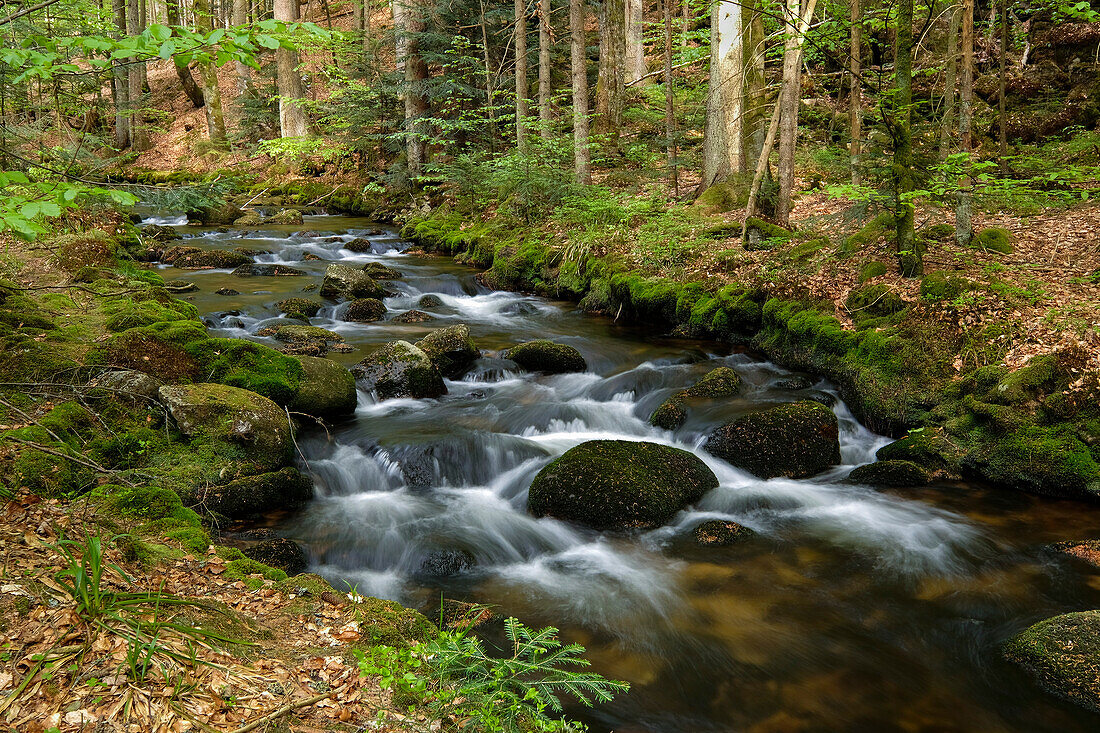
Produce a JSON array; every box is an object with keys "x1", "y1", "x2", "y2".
[
  {"x1": 242, "y1": 538, "x2": 308, "y2": 575},
  {"x1": 649, "y1": 367, "x2": 743, "y2": 429},
  {"x1": 277, "y1": 298, "x2": 322, "y2": 322},
  {"x1": 393, "y1": 309, "x2": 434, "y2": 323},
  {"x1": 1003, "y1": 611, "x2": 1100, "y2": 713},
  {"x1": 140, "y1": 224, "x2": 181, "y2": 242},
  {"x1": 847, "y1": 459, "x2": 930, "y2": 486},
  {"x1": 920, "y1": 271, "x2": 971, "y2": 301},
  {"x1": 418, "y1": 294, "x2": 444, "y2": 308},
  {"x1": 266, "y1": 209, "x2": 304, "y2": 225},
  {"x1": 649, "y1": 399, "x2": 688, "y2": 430},
  {"x1": 961, "y1": 425, "x2": 1100, "y2": 499},
  {"x1": 233, "y1": 211, "x2": 264, "y2": 227},
  {"x1": 179, "y1": 466, "x2": 313, "y2": 517},
  {"x1": 972, "y1": 227, "x2": 1014, "y2": 254},
  {"x1": 90, "y1": 369, "x2": 164, "y2": 402},
  {"x1": 505, "y1": 340, "x2": 586, "y2": 374},
  {"x1": 288, "y1": 356, "x2": 357, "y2": 419},
  {"x1": 704, "y1": 400, "x2": 841, "y2": 479},
  {"x1": 344, "y1": 237, "x2": 374, "y2": 253},
  {"x1": 168, "y1": 249, "x2": 252, "y2": 269},
  {"x1": 320, "y1": 263, "x2": 385, "y2": 300},
  {"x1": 158, "y1": 383, "x2": 293, "y2": 471},
  {"x1": 186, "y1": 202, "x2": 243, "y2": 226},
  {"x1": 232, "y1": 264, "x2": 306, "y2": 277},
  {"x1": 343, "y1": 298, "x2": 387, "y2": 323},
  {"x1": 351, "y1": 340, "x2": 447, "y2": 400},
  {"x1": 415, "y1": 324, "x2": 480, "y2": 378},
  {"x1": 694, "y1": 519, "x2": 754, "y2": 546},
  {"x1": 264, "y1": 324, "x2": 344, "y2": 345},
  {"x1": 527, "y1": 440, "x2": 718, "y2": 530},
  {"x1": 362, "y1": 262, "x2": 402, "y2": 280}
]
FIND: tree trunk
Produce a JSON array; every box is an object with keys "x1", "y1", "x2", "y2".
[
  {"x1": 112, "y1": 0, "x2": 130, "y2": 148},
  {"x1": 233, "y1": 0, "x2": 252, "y2": 96},
  {"x1": 515, "y1": 0, "x2": 529, "y2": 151},
  {"x1": 538, "y1": 0, "x2": 552, "y2": 139},
  {"x1": 570, "y1": 0, "x2": 591, "y2": 183},
  {"x1": 127, "y1": 0, "x2": 148, "y2": 150},
  {"x1": 663, "y1": 0, "x2": 677, "y2": 196},
  {"x1": 998, "y1": 0, "x2": 1007, "y2": 165},
  {"x1": 680, "y1": 0, "x2": 689, "y2": 48},
  {"x1": 595, "y1": 0, "x2": 625, "y2": 142},
  {"x1": 702, "y1": 0, "x2": 743, "y2": 188},
  {"x1": 393, "y1": 0, "x2": 407, "y2": 73},
  {"x1": 166, "y1": 0, "x2": 206, "y2": 108},
  {"x1": 957, "y1": 0, "x2": 974, "y2": 247},
  {"x1": 626, "y1": 0, "x2": 646, "y2": 83},
  {"x1": 775, "y1": 0, "x2": 803, "y2": 227},
  {"x1": 194, "y1": 0, "x2": 228, "y2": 145},
  {"x1": 940, "y1": 4, "x2": 959, "y2": 159},
  {"x1": 274, "y1": 0, "x2": 310, "y2": 136},
  {"x1": 849, "y1": 0, "x2": 861, "y2": 184},
  {"x1": 403, "y1": 0, "x2": 428, "y2": 177},
  {"x1": 742, "y1": 0, "x2": 765, "y2": 172},
  {"x1": 894, "y1": 0, "x2": 917, "y2": 274}
]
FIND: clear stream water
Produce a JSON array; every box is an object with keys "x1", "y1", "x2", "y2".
[{"x1": 148, "y1": 213, "x2": 1100, "y2": 732}]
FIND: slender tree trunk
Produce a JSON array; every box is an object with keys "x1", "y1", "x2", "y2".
[
  {"x1": 538, "y1": 0, "x2": 552, "y2": 139},
  {"x1": 702, "y1": 0, "x2": 743, "y2": 187},
  {"x1": 166, "y1": 0, "x2": 206, "y2": 108},
  {"x1": 394, "y1": 0, "x2": 407, "y2": 73},
  {"x1": 234, "y1": 0, "x2": 252, "y2": 95},
  {"x1": 480, "y1": 0, "x2": 498, "y2": 152},
  {"x1": 940, "y1": 4, "x2": 959, "y2": 159},
  {"x1": 742, "y1": 0, "x2": 765, "y2": 172},
  {"x1": 274, "y1": 0, "x2": 310, "y2": 136},
  {"x1": 894, "y1": 0, "x2": 917, "y2": 274},
  {"x1": 663, "y1": 0, "x2": 677, "y2": 196},
  {"x1": 998, "y1": 0, "x2": 1008, "y2": 165},
  {"x1": 127, "y1": 0, "x2": 148, "y2": 150},
  {"x1": 849, "y1": 0, "x2": 861, "y2": 185},
  {"x1": 194, "y1": 0, "x2": 228, "y2": 145},
  {"x1": 626, "y1": 0, "x2": 646, "y2": 83},
  {"x1": 112, "y1": 0, "x2": 130, "y2": 148},
  {"x1": 570, "y1": 0, "x2": 591, "y2": 183},
  {"x1": 404, "y1": 0, "x2": 428, "y2": 177},
  {"x1": 775, "y1": 0, "x2": 804, "y2": 227},
  {"x1": 957, "y1": 0, "x2": 974, "y2": 246},
  {"x1": 680, "y1": 0, "x2": 689, "y2": 47},
  {"x1": 515, "y1": 0, "x2": 529, "y2": 151},
  {"x1": 596, "y1": 0, "x2": 626, "y2": 144}
]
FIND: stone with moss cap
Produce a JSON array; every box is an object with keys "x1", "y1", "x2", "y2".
[
  {"x1": 265, "y1": 209, "x2": 304, "y2": 225},
  {"x1": 320, "y1": 263, "x2": 385, "y2": 300},
  {"x1": 847, "y1": 459, "x2": 930, "y2": 486},
  {"x1": 704, "y1": 400, "x2": 841, "y2": 479},
  {"x1": 362, "y1": 262, "x2": 402, "y2": 280},
  {"x1": 527, "y1": 440, "x2": 718, "y2": 530},
  {"x1": 342, "y1": 298, "x2": 387, "y2": 323},
  {"x1": 277, "y1": 297, "x2": 322, "y2": 322},
  {"x1": 505, "y1": 340, "x2": 586, "y2": 374},
  {"x1": 178, "y1": 466, "x2": 313, "y2": 518},
  {"x1": 1003, "y1": 611, "x2": 1100, "y2": 712},
  {"x1": 972, "y1": 227, "x2": 1014, "y2": 254},
  {"x1": 649, "y1": 366, "x2": 743, "y2": 430},
  {"x1": 158, "y1": 383, "x2": 293, "y2": 472},
  {"x1": 351, "y1": 340, "x2": 447, "y2": 400},
  {"x1": 694, "y1": 519, "x2": 754, "y2": 546},
  {"x1": 288, "y1": 356, "x2": 357, "y2": 419},
  {"x1": 415, "y1": 323, "x2": 480, "y2": 378}
]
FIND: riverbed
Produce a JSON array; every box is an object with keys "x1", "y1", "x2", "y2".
[{"x1": 151, "y1": 212, "x2": 1100, "y2": 732}]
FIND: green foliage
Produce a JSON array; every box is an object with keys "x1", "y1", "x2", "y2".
[
  {"x1": 972, "y1": 227, "x2": 1014, "y2": 254},
  {"x1": 355, "y1": 617, "x2": 628, "y2": 732}
]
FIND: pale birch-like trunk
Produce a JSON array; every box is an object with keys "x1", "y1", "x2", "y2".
[
  {"x1": 849, "y1": 0, "x2": 861, "y2": 184},
  {"x1": 275, "y1": 0, "x2": 310, "y2": 137},
  {"x1": 233, "y1": 0, "x2": 252, "y2": 96},
  {"x1": 626, "y1": 0, "x2": 646, "y2": 83},
  {"x1": 702, "y1": 0, "x2": 743, "y2": 187},
  {"x1": 194, "y1": 0, "x2": 228, "y2": 145},
  {"x1": 775, "y1": 0, "x2": 803, "y2": 227}
]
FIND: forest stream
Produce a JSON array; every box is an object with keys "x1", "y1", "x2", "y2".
[{"x1": 149, "y1": 212, "x2": 1100, "y2": 733}]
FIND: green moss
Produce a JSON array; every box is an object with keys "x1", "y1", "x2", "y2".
[
  {"x1": 920, "y1": 271, "x2": 972, "y2": 301},
  {"x1": 39, "y1": 402, "x2": 97, "y2": 445},
  {"x1": 704, "y1": 400, "x2": 841, "y2": 479},
  {"x1": 857, "y1": 261, "x2": 889, "y2": 282},
  {"x1": 987, "y1": 354, "x2": 1059, "y2": 405},
  {"x1": 848, "y1": 459, "x2": 930, "y2": 486},
  {"x1": 695, "y1": 182, "x2": 747, "y2": 213},
  {"x1": 102, "y1": 297, "x2": 198, "y2": 332},
  {"x1": 276, "y1": 298, "x2": 322, "y2": 321},
  {"x1": 1003, "y1": 611, "x2": 1100, "y2": 712},
  {"x1": 13, "y1": 446, "x2": 96, "y2": 496},
  {"x1": 840, "y1": 212, "x2": 895, "y2": 256},
  {"x1": 785, "y1": 237, "x2": 830, "y2": 261},
  {"x1": 972, "y1": 227, "x2": 1014, "y2": 254},
  {"x1": 54, "y1": 230, "x2": 118, "y2": 270},
  {"x1": 225, "y1": 557, "x2": 288, "y2": 584},
  {"x1": 204, "y1": 339, "x2": 304, "y2": 405},
  {"x1": 963, "y1": 425, "x2": 1100, "y2": 498},
  {"x1": 505, "y1": 340, "x2": 587, "y2": 374},
  {"x1": 649, "y1": 397, "x2": 687, "y2": 430},
  {"x1": 745, "y1": 217, "x2": 792, "y2": 241},
  {"x1": 845, "y1": 284, "x2": 908, "y2": 324},
  {"x1": 351, "y1": 598, "x2": 437, "y2": 648}
]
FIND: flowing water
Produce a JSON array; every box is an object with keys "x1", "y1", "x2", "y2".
[{"x1": 148, "y1": 212, "x2": 1100, "y2": 732}]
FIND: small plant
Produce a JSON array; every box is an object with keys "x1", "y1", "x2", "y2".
[{"x1": 355, "y1": 616, "x2": 628, "y2": 732}]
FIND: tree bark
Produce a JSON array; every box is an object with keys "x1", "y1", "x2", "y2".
[
  {"x1": 595, "y1": 0, "x2": 625, "y2": 142},
  {"x1": 702, "y1": 0, "x2": 743, "y2": 188},
  {"x1": 274, "y1": 0, "x2": 310, "y2": 137},
  {"x1": 680, "y1": 0, "x2": 689, "y2": 47},
  {"x1": 538, "y1": 0, "x2": 552, "y2": 139},
  {"x1": 127, "y1": 0, "x2": 148, "y2": 150},
  {"x1": 570, "y1": 0, "x2": 591, "y2": 183},
  {"x1": 848, "y1": 0, "x2": 861, "y2": 184},
  {"x1": 393, "y1": 0, "x2": 407, "y2": 73},
  {"x1": 663, "y1": 0, "x2": 677, "y2": 196},
  {"x1": 939, "y1": 4, "x2": 959, "y2": 159},
  {"x1": 515, "y1": 0, "x2": 529, "y2": 151},
  {"x1": 626, "y1": 0, "x2": 646, "y2": 83},
  {"x1": 775, "y1": 0, "x2": 804, "y2": 227},
  {"x1": 112, "y1": 0, "x2": 130, "y2": 148},
  {"x1": 894, "y1": 0, "x2": 917, "y2": 274},
  {"x1": 233, "y1": 0, "x2": 252, "y2": 96},
  {"x1": 742, "y1": 0, "x2": 765, "y2": 172},
  {"x1": 957, "y1": 0, "x2": 974, "y2": 247},
  {"x1": 998, "y1": 0, "x2": 1007, "y2": 165},
  {"x1": 166, "y1": 0, "x2": 206, "y2": 108},
  {"x1": 194, "y1": 0, "x2": 228, "y2": 145},
  {"x1": 403, "y1": 0, "x2": 428, "y2": 177}
]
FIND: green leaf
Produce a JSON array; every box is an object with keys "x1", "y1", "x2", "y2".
[
  {"x1": 158, "y1": 40, "x2": 176, "y2": 60},
  {"x1": 149, "y1": 24, "x2": 172, "y2": 42}
]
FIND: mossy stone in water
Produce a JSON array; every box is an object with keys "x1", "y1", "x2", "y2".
[
  {"x1": 415, "y1": 323, "x2": 479, "y2": 378},
  {"x1": 267, "y1": 324, "x2": 343, "y2": 344},
  {"x1": 527, "y1": 439, "x2": 719, "y2": 530},
  {"x1": 343, "y1": 298, "x2": 387, "y2": 323},
  {"x1": 179, "y1": 466, "x2": 313, "y2": 518},
  {"x1": 505, "y1": 340, "x2": 586, "y2": 374},
  {"x1": 418, "y1": 294, "x2": 444, "y2": 308},
  {"x1": 649, "y1": 367, "x2": 743, "y2": 430},
  {"x1": 1003, "y1": 611, "x2": 1100, "y2": 712},
  {"x1": 320, "y1": 263, "x2": 385, "y2": 300},
  {"x1": 232, "y1": 264, "x2": 306, "y2": 277},
  {"x1": 847, "y1": 459, "x2": 930, "y2": 487},
  {"x1": 351, "y1": 340, "x2": 447, "y2": 399},
  {"x1": 266, "y1": 209, "x2": 304, "y2": 225},
  {"x1": 393, "y1": 309, "x2": 434, "y2": 323},
  {"x1": 288, "y1": 356, "x2": 357, "y2": 419},
  {"x1": 362, "y1": 262, "x2": 402, "y2": 280},
  {"x1": 170, "y1": 249, "x2": 252, "y2": 269},
  {"x1": 158, "y1": 383, "x2": 293, "y2": 472},
  {"x1": 694, "y1": 519, "x2": 754, "y2": 546},
  {"x1": 277, "y1": 298, "x2": 322, "y2": 321},
  {"x1": 704, "y1": 400, "x2": 841, "y2": 479},
  {"x1": 649, "y1": 398, "x2": 688, "y2": 430}
]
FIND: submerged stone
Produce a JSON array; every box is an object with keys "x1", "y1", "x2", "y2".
[
  {"x1": 694, "y1": 519, "x2": 754, "y2": 546},
  {"x1": 527, "y1": 439, "x2": 718, "y2": 530},
  {"x1": 704, "y1": 400, "x2": 840, "y2": 479}
]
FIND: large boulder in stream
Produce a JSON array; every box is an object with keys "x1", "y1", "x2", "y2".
[
  {"x1": 186, "y1": 202, "x2": 243, "y2": 226},
  {"x1": 158, "y1": 383, "x2": 293, "y2": 471},
  {"x1": 232, "y1": 264, "x2": 306, "y2": 277},
  {"x1": 277, "y1": 298, "x2": 322, "y2": 322},
  {"x1": 288, "y1": 356, "x2": 357, "y2": 419},
  {"x1": 362, "y1": 262, "x2": 402, "y2": 280},
  {"x1": 169, "y1": 249, "x2": 253, "y2": 269},
  {"x1": 343, "y1": 298, "x2": 387, "y2": 323},
  {"x1": 703, "y1": 400, "x2": 840, "y2": 479},
  {"x1": 527, "y1": 440, "x2": 718, "y2": 530},
  {"x1": 504, "y1": 340, "x2": 586, "y2": 374},
  {"x1": 415, "y1": 324, "x2": 479, "y2": 378},
  {"x1": 180, "y1": 467, "x2": 313, "y2": 518},
  {"x1": 650, "y1": 366, "x2": 743, "y2": 430},
  {"x1": 847, "y1": 459, "x2": 930, "y2": 487},
  {"x1": 320, "y1": 263, "x2": 385, "y2": 300},
  {"x1": 351, "y1": 340, "x2": 447, "y2": 400},
  {"x1": 1003, "y1": 611, "x2": 1100, "y2": 713}
]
